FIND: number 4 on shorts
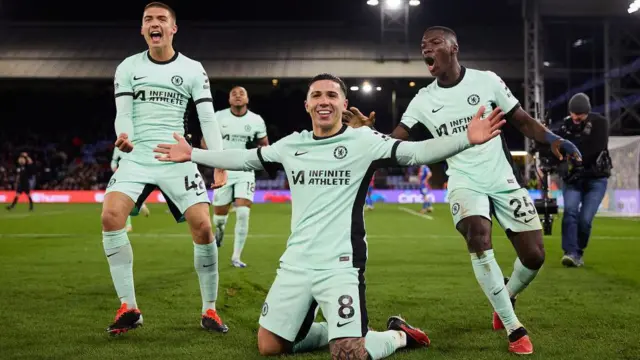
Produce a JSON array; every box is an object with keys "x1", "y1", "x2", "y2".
[{"x1": 184, "y1": 173, "x2": 205, "y2": 191}]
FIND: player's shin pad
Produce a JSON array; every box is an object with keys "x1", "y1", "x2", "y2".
[
  {"x1": 471, "y1": 250, "x2": 520, "y2": 332},
  {"x1": 103, "y1": 228, "x2": 137, "y2": 308},
  {"x1": 194, "y1": 242, "x2": 219, "y2": 312}
]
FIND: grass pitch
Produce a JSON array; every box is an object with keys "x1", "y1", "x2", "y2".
[{"x1": 1, "y1": 203, "x2": 639, "y2": 360}]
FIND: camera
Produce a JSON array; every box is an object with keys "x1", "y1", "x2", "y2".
[
  {"x1": 528, "y1": 117, "x2": 561, "y2": 236},
  {"x1": 533, "y1": 165, "x2": 559, "y2": 236}
]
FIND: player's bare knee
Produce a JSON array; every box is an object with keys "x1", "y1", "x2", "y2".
[
  {"x1": 191, "y1": 219, "x2": 213, "y2": 244},
  {"x1": 511, "y1": 230, "x2": 546, "y2": 270},
  {"x1": 522, "y1": 245, "x2": 545, "y2": 270},
  {"x1": 235, "y1": 198, "x2": 252, "y2": 208},
  {"x1": 466, "y1": 229, "x2": 492, "y2": 255},
  {"x1": 458, "y1": 217, "x2": 492, "y2": 255},
  {"x1": 257, "y1": 327, "x2": 291, "y2": 356},
  {"x1": 329, "y1": 338, "x2": 369, "y2": 360},
  {"x1": 101, "y1": 207, "x2": 126, "y2": 231},
  {"x1": 213, "y1": 205, "x2": 230, "y2": 216}
]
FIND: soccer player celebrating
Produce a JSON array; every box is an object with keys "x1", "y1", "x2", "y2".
[
  {"x1": 154, "y1": 73, "x2": 506, "y2": 360},
  {"x1": 207, "y1": 86, "x2": 269, "y2": 268},
  {"x1": 102, "y1": 2, "x2": 228, "y2": 335},
  {"x1": 111, "y1": 147, "x2": 150, "y2": 232},
  {"x1": 343, "y1": 26, "x2": 582, "y2": 355}
]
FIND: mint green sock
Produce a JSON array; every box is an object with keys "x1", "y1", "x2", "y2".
[
  {"x1": 506, "y1": 257, "x2": 540, "y2": 298},
  {"x1": 194, "y1": 242, "x2": 218, "y2": 313},
  {"x1": 233, "y1": 206, "x2": 250, "y2": 261},
  {"x1": 292, "y1": 322, "x2": 329, "y2": 353},
  {"x1": 292, "y1": 324, "x2": 404, "y2": 359},
  {"x1": 471, "y1": 249, "x2": 521, "y2": 333},
  {"x1": 364, "y1": 330, "x2": 405, "y2": 360},
  {"x1": 102, "y1": 228, "x2": 137, "y2": 309},
  {"x1": 212, "y1": 214, "x2": 228, "y2": 232}
]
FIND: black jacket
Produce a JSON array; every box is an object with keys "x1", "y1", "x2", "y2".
[{"x1": 557, "y1": 113, "x2": 610, "y2": 179}]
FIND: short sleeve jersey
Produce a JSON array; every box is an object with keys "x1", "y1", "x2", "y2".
[
  {"x1": 400, "y1": 67, "x2": 521, "y2": 193},
  {"x1": 256, "y1": 125, "x2": 400, "y2": 270},
  {"x1": 215, "y1": 108, "x2": 267, "y2": 181},
  {"x1": 113, "y1": 51, "x2": 213, "y2": 166}
]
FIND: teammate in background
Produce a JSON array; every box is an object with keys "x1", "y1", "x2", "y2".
[
  {"x1": 6, "y1": 153, "x2": 34, "y2": 211},
  {"x1": 154, "y1": 73, "x2": 506, "y2": 360},
  {"x1": 365, "y1": 171, "x2": 375, "y2": 210},
  {"x1": 111, "y1": 147, "x2": 150, "y2": 232},
  {"x1": 204, "y1": 86, "x2": 269, "y2": 268},
  {"x1": 102, "y1": 2, "x2": 228, "y2": 335},
  {"x1": 342, "y1": 26, "x2": 582, "y2": 355},
  {"x1": 418, "y1": 165, "x2": 433, "y2": 213}
]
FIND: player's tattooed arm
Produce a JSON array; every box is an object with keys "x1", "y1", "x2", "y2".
[
  {"x1": 329, "y1": 338, "x2": 370, "y2": 360},
  {"x1": 507, "y1": 107, "x2": 582, "y2": 161}
]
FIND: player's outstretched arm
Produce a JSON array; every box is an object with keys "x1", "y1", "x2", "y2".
[
  {"x1": 395, "y1": 106, "x2": 505, "y2": 165},
  {"x1": 507, "y1": 107, "x2": 582, "y2": 162},
  {"x1": 154, "y1": 133, "x2": 266, "y2": 172}
]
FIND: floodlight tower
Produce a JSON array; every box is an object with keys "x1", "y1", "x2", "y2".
[
  {"x1": 367, "y1": 0, "x2": 421, "y2": 60},
  {"x1": 367, "y1": 0, "x2": 420, "y2": 126}
]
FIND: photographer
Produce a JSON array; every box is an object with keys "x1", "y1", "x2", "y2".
[{"x1": 556, "y1": 93, "x2": 611, "y2": 267}]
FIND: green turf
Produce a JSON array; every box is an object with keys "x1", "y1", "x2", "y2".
[{"x1": 0, "y1": 203, "x2": 639, "y2": 360}]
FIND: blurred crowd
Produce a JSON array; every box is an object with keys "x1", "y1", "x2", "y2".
[{"x1": 0, "y1": 136, "x2": 114, "y2": 191}]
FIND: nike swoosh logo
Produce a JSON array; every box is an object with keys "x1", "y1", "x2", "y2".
[
  {"x1": 107, "y1": 252, "x2": 119, "y2": 258},
  {"x1": 432, "y1": 106, "x2": 444, "y2": 113},
  {"x1": 295, "y1": 151, "x2": 308, "y2": 156},
  {"x1": 524, "y1": 217, "x2": 535, "y2": 223},
  {"x1": 133, "y1": 76, "x2": 147, "y2": 80},
  {"x1": 196, "y1": 191, "x2": 206, "y2": 196},
  {"x1": 492, "y1": 287, "x2": 504, "y2": 296},
  {"x1": 336, "y1": 321, "x2": 354, "y2": 328},
  {"x1": 203, "y1": 263, "x2": 215, "y2": 268}
]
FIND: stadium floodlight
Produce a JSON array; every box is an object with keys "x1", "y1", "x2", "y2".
[
  {"x1": 629, "y1": 0, "x2": 640, "y2": 13},
  {"x1": 350, "y1": 86, "x2": 360, "y2": 91},
  {"x1": 362, "y1": 82, "x2": 373, "y2": 93},
  {"x1": 409, "y1": 0, "x2": 420, "y2": 5},
  {"x1": 376, "y1": 86, "x2": 382, "y2": 91},
  {"x1": 367, "y1": 0, "x2": 379, "y2": 5},
  {"x1": 385, "y1": 0, "x2": 402, "y2": 10}
]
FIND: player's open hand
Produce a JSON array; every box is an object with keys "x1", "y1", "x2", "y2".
[
  {"x1": 550, "y1": 138, "x2": 582, "y2": 163},
  {"x1": 211, "y1": 168, "x2": 228, "y2": 189},
  {"x1": 343, "y1": 107, "x2": 376, "y2": 128},
  {"x1": 115, "y1": 133, "x2": 134, "y2": 153},
  {"x1": 466, "y1": 106, "x2": 506, "y2": 145},
  {"x1": 154, "y1": 133, "x2": 192, "y2": 163}
]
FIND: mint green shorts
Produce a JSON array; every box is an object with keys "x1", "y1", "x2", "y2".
[
  {"x1": 105, "y1": 159, "x2": 210, "y2": 222},
  {"x1": 448, "y1": 187, "x2": 542, "y2": 233},
  {"x1": 212, "y1": 179, "x2": 255, "y2": 206},
  {"x1": 259, "y1": 263, "x2": 368, "y2": 342}
]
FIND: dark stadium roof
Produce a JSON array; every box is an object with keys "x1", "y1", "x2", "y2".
[{"x1": 0, "y1": 23, "x2": 524, "y2": 79}]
